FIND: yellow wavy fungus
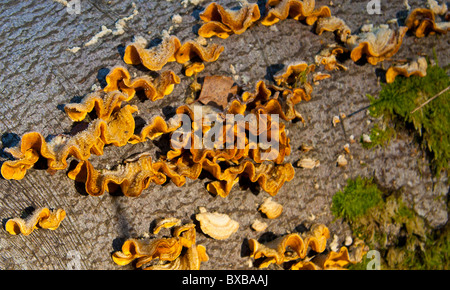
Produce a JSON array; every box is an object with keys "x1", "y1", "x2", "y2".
[
  {"x1": 123, "y1": 35, "x2": 224, "y2": 71},
  {"x1": 249, "y1": 224, "x2": 330, "y2": 268},
  {"x1": 272, "y1": 62, "x2": 315, "y2": 106},
  {"x1": 112, "y1": 238, "x2": 184, "y2": 267},
  {"x1": 315, "y1": 16, "x2": 352, "y2": 43},
  {"x1": 1, "y1": 105, "x2": 137, "y2": 180},
  {"x1": 145, "y1": 244, "x2": 209, "y2": 270},
  {"x1": 297, "y1": 157, "x2": 320, "y2": 169},
  {"x1": 129, "y1": 104, "x2": 198, "y2": 145},
  {"x1": 385, "y1": 57, "x2": 428, "y2": 84},
  {"x1": 129, "y1": 116, "x2": 182, "y2": 144},
  {"x1": 153, "y1": 217, "x2": 181, "y2": 234},
  {"x1": 205, "y1": 160, "x2": 295, "y2": 198},
  {"x1": 315, "y1": 44, "x2": 348, "y2": 71},
  {"x1": 290, "y1": 239, "x2": 368, "y2": 270},
  {"x1": 175, "y1": 116, "x2": 290, "y2": 163},
  {"x1": 249, "y1": 224, "x2": 367, "y2": 269},
  {"x1": 161, "y1": 116, "x2": 293, "y2": 197},
  {"x1": 184, "y1": 62, "x2": 205, "y2": 77},
  {"x1": 195, "y1": 207, "x2": 239, "y2": 240},
  {"x1": 405, "y1": 8, "x2": 450, "y2": 38},
  {"x1": 261, "y1": 0, "x2": 331, "y2": 26},
  {"x1": 104, "y1": 66, "x2": 180, "y2": 101},
  {"x1": 174, "y1": 39, "x2": 225, "y2": 64},
  {"x1": 65, "y1": 67, "x2": 179, "y2": 122},
  {"x1": 349, "y1": 25, "x2": 408, "y2": 65},
  {"x1": 258, "y1": 197, "x2": 283, "y2": 219},
  {"x1": 64, "y1": 90, "x2": 129, "y2": 122},
  {"x1": 5, "y1": 208, "x2": 66, "y2": 236},
  {"x1": 123, "y1": 35, "x2": 180, "y2": 70},
  {"x1": 198, "y1": 2, "x2": 261, "y2": 39},
  {"x1": 273, "y1": 62, "x2": 315, "y2": 87},
  {"x1": 240, "y1": 80, "x2": 311, "y2": 122},
  {"x1": 112, "y1": 223, "x2": 209, "y2": 270},
  {"x1": 67, "y1": 153, "x2": 202, "y2": 197}
]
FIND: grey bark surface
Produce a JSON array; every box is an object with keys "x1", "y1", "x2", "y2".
[{"x1": 0, "y1": 0, "x2": 448, "y2": 269}]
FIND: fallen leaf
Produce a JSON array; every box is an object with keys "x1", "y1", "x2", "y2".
[{"x1": 197, "y1": 76, "x2": 236, "y2": 109}]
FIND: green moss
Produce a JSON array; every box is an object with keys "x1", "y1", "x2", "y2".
[
  {"x1": 331, "y1": 176, "x2": 383, "y2": 222},
  {"x1": 361, "y1": 123, "x2": 397, "y2": 149},
  {"x1": 332, "y1": 176, "x2": 450, "y2": 269},
  {"x1": 367, "y1": 60, "x2": 450, "y2": 176}
]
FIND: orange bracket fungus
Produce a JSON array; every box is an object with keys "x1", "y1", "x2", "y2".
[
  {"x1": 290, "y1": 239, "x2": 367, "y2": 270},
  {"x1": 272, "y1": 61, "x2": 315, "y2": 104},
  {"x1": 65, "y1": 65, "x2": 179, "y2": 123},
  {"x1": 198, "y1": 2, "x2": 261, "y2": 39},
  {"x1": 385, "y1": 57, "x2": 428, "y2": 84},
  {"x1": 112, "y1": 223, "x2": 208, "y2": 270},
  {"x1": 248, "y1": 224, "x2": 367, "y2": 269},
  {"x1": 123, "y1": 35, "x2": 180, "y2": 70},
  {"x1": 297, "y1": 157, "x2": 320, "y2": 169},
  {"x1": 5, "y1": 208, "x2": 66, "y2": 236},
  {"x1": 258, "y1": 197, "x2": 283, "y2": 219},
  {"x1": 195, "y1": 207, "x2": 240, "y2": 240},
  {"x1": 315, "y1": 44, "x2": 348, "y2": 71},
  {"x1": 1, "y1": 105, "x2": 138, "y2": 180},
  {"x1": 348, "y1": 25, "x2": 408, "y2": 65},
  {"x1": 104, "y1": 66, "x2": 180, "y2": 101},
  {"x1": 153, "y1": 217, "x2": 182, "y2": 234},
  {"x1": 123, "y1": 34, "x2": 224, "y2": 71},
  {"x1": 315, "y1": 16, "x2": 352, "y2": 43},
  {"x1": 68, "y1": 153, "x2": 202, "y2": 197},
  {"x1": 64, "y1": 90, "x2": 130, "y2": 122},
  {"x1": 251, "y1": 219, "x2": 268, "y2": 232},
  {"x1": 204, "y1": 160, "x2": 295, "y2": 198},
  {"x1": 261, "y1": 0, "x2": 331, "y2": 26},
  {"x1": 405, "y1": 7, "x2": 450, "y2": 38},
  {"x1": 184, "y1": 62, "x2": 205, "y2": 77}
]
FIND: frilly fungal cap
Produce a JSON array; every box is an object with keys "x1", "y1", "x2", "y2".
[
  {"x1": 5, "y1": 207, "x2": 66, "y2": 236},
  {"x1": 153, "y1": 217, "x2": 182, "y2": 234},
  {"x1": 123, "y1": 35, "x2": 224, "y2": 71},
  {"x1": 198, "y1": 2, "x2": 261, "y2": 39},
  {"x1": 315, "y1": 16, "x2": 352, "y2": 43},
  {"x1": 258, "y1": 197, "x2": 283, "y2": 219},
  {"x1": 65, "y1": 67, "x2": 180, "y2": 122},
  {"x1": 248, "y1": 224, "x2": 366, "y2": 269},
  {"x1": 315, "y1": 44, "x2": 348, "y2": 71},
  {"x1": 405, "y1": 7, "x2": 450, "y2": 38},
  {"x1": 261, "y1": 0, "x2": 331, "y2": 26},
  {"x1": 195, "y1": 207, "x2": 240, "y2": 240},
  {"x1": 385, "y1": 57, "x2": 428, "y2": 84},
  {"x1": 349, "y1": 25, "x2": 408, "y2": 65},
  {"x1": 68, "y1": 153, "x2": 202, "y2": 197},
  {"x1": 124, "y1": 35, "x2": 181, "y2": 70},
  {"x1": 112, "y1": 222, "x2": 208, "y2": 270},
  {"x1": 1, "y1": 105, "x2": 138, "y2": 180}
]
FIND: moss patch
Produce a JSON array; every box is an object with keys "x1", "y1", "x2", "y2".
[
  {"x1": 331, "y1": 176, "x2": 383, "y2": 222},
  {"x1": 333, "y1": 176, "x2": 449, "y2": 270},
  {"x1": 366, "y1": 59, "x2": 449, "y2": 176},
  {"x1": 361, "y1": 123, "x2": 397, "y2": 149}
]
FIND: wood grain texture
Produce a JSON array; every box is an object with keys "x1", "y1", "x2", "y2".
[{"x1": 0, "y1": 0, "x2": 448, "y2": 269}]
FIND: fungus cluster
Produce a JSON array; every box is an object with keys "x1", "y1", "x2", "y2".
[
  {"x1": 5, "y1": 208, "x2": 66, "y2": 236},
  {"x1": 2, "y1": 0, "x2": 448, "y2": 270},
  {"x1": 112, "y1": 223, "x2": 209, "y2": 270},
  {"x1": 249, "y1": 224, "x2": 367, "y2": 269}
]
